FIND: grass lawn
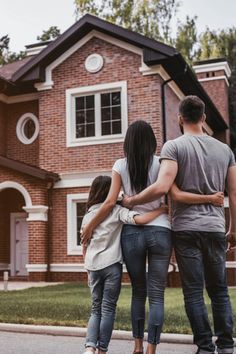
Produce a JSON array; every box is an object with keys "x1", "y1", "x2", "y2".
[{"x1": 0, "y1": 283, "x2": 235, "y2": 335}]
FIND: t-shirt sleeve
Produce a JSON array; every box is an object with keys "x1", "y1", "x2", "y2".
[
  {"x1": 112, "y1": 159, "x2": 122, "y2": 175},
  {"x1": 228, "y1": 147, "x2": 236, "y2": 167},
  {"x1": 118, "y1": 206, "x2": 139, "y2": 225},
  {"x1": 160, "y1": 140, "x2": 178, "y2": 162}
]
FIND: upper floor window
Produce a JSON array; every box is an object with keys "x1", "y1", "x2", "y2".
[
  {"x1": 66, "y1": 81, "x2": 127, "y2": 147},
  {"x1": 16, "y1": 113, "x2": 40, "y2": 145}
]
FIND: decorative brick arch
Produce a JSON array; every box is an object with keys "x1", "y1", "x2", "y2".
[{"x1": 0, "y1": 181, "x2": 32, "y2": 207}]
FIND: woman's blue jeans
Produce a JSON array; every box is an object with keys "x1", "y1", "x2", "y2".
[
  {"x1": 174, "y1": 231, "x2": 234, "y2": 354},
  {"x1": 121, "y1": 225, "x2": 172, "y2": 345},
  {"x1": 85, "y1": 263, "x2": 122, "y2": 352}
]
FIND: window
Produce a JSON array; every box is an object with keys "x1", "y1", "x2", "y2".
[
  {"x1": 66, "y1": 81, "x2": 127, "y2": 146},
  {"x1": 16, "y1": 113, "x2": 40, "y2": 145},
  {"x1": 67, "y1": 193, "x2": 88, "y2": 255}
]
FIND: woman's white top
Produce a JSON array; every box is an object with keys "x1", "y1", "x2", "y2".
[
  {"x1": 112, "y1": 156, "x2": 171, "y2": 228},
  {"x1": 82, "y1": 203, "x2": 139, "y2": 271}
]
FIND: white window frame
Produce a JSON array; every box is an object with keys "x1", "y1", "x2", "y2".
[
  {"x1": 67, "y1": 193, "x2": 88, "y2": 255},
  {"x1": 16, "y1": 113, "x2": 40, "y2": 145},
  {"x1": 66, "y1": 81, "x2": 128, "y2": 147}
]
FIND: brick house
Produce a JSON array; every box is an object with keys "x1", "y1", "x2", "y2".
[{"x1": 0, "y1": 14, "x2": 235, "y2": 283}]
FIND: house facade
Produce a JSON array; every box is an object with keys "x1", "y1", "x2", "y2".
[{"x1": 0, "y1": 15, "x2": 235, "y2": 284}]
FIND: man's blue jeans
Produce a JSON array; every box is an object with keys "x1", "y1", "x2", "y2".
[
  {"x1": 174, "y1": 231, "x2": 234, "y2": 354},
  {"x1": 85, "y1": 263, "x2": 122, "y2": 352},
  {"x1": 121, "y1": 225, "x2": 172, "y2": 345}
]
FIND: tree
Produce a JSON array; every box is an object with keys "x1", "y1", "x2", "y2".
[
  {"x1": 175, "y1": 15, "x2": 199, "y2": 64},
  {"x1": 0, "y1": 34, "x2": 26, "y2": 65},
  {"x1": 74, "y1": 0, "x2": 179, "y2": 42},
  {"x1": 37, "y1": 26, "x2": 61, "y2": 42}
]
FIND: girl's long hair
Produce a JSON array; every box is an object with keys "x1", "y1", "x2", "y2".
[
  {"x1": 124, "y1": 120, "x2": 157, "y2": 193},
  {"x1": 86, "y1": 175, "x2": 111, "y2": 211}
]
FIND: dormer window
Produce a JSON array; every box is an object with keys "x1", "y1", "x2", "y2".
[{"x1": 66, "y1": 81, "x2": 127, "y2": 147}]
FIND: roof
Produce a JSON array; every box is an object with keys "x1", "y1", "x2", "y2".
[
  {"x1": 0, "y1": 155, "x2": 59, "y2": 182},
  {"x1": 0, "y1": 14, "x2": 228, "y2": 131},
  {"x1": 0, "y1": 57, "x2": 32, "y2": 81}
]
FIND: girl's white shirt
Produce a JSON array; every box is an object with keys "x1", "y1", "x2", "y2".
[
  {"x1": 112, "y1": 156, "x2": 171, "y2": 228},
  {"x1": 82, "y1": 203, "x2": 139, "y2": 271}
]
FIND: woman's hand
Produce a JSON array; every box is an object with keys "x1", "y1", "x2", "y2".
[
  {"x1": 122, "y1": 194, "x2": 134, "y2": 209},
  {"x1": 208, "y1": 192, "x2": 224, "y2": 206},
  {"x1": 80, "y1": 224, "x2": 93, "y2": 245},
  {"x1": 226, "y1": 230, "x2": 236, "y2": 252},
  {"x1": 159, "y1": 204, "x2": 169, "y2": 214}
]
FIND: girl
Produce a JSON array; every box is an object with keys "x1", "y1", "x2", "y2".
[
  {"x1": 82, "y1": 175, "x2": 168, "y2": 354},
  {"x1": 81, "y1": 121, "x2": 223, "y2": 354}
]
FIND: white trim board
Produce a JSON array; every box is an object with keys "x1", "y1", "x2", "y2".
[
  {"x1": 198, "y1": 76, "x2": 229, "y2": 87},
  {"x1": 54, "y1": 170, "x2": 112, "y2": 189},
  {"x1": 0, "y1": 93, "x2": 39, "y2": 104},
  {"x1": 26, "y1": 264, "x2": 47, "y2": 272},
  {"x1": 193, "y1": 61, "x2": 231, "y2": 78}
]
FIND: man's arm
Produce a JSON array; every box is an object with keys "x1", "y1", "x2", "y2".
[
  {"x1": 170, "y1": 183, "x2": 224, "y2": 206},
  {"x1": 122, "y1": 159, "x2": 178, "y2": 208},
  {"x1": 226, "y1": 165, "x2": 236, "y2": 250}
]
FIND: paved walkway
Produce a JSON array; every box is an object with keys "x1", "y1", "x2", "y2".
[{"x1": 0, "y1": 331, "x2": 197, "y2": 354}]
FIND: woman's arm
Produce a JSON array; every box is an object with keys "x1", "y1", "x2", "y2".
[
  {"x1": 81, "y1": 170, "x2": 122, "y2": 243},
  {"x1": 134, "y1": 205, "x2": 169, "y2": 225},
  {"x1": 170, "y1": 183, "x2": 224, "y2": 206}
]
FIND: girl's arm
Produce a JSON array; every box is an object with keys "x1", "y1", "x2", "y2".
[
  {"x1": 170, "y1": 183, "x2": 224, "y2": 206},
  {"x1": 81, "y1": 170, "x2": 122, "y2": 243},
  {"x1": 134, "y1": 205, "x2": 169, "y2": 225}
]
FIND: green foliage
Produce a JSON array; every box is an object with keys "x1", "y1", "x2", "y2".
[
  {"x1": 0, "y1": 34, "x2": 26, "y2": 65},
  {"x1": 36, "y1": 26, "x2": 61, "y2": 42},
  {"x1": 175, "y1": 15, "x2": 199, "y2": 64},
  {"x1": 74, "y1": 0, "x2": 179, "y2": 42}
]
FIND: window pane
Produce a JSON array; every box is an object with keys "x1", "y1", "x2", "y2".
[
  {"x1": 76, "y1": 111, "x2": 85, "y2": 124},
  {"x1": 86, "y1": 110, "x2": 95, "y2": 123},
  {"x1": 112, "y1": 121, "x2": 122, "y2": 134},
  {"x1": 112, "y1": 92, "x2": 120, "y2": 106},
  {"x1": 76, "y1": 97, "x2": 84, "y2": 110},
  {"x1": 102, "y1": 122, "x2": 111, "y2": 135},
  {"x1": 76, "y1": 124, "x2": 85, "y2": 138},
  {"x1": 112, "y1": 106, "x2": 121, "y2": 121},
  {"x1": 101, "y1": 93, "x2": 110, "y2": 107},
  {"x1": 101, "y1": 107, "x2": 111, "y2": 122},
  {"x1": 86, "y1": 95, "x2": 94, "y2": 109},
  {"x1": 24, "y1": 119, "x2": 36, "y2": 139},
  {"x1": 87, "y1": 124, "x2": 95, "y2": 137},
  {"x1": 76, "y1": 203, "x2": 86, "y2": 246}
]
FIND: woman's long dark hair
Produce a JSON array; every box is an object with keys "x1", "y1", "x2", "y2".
[
  {"x1": 86, "y1": 175, "x2": 111, "y2": 211},
  {"x1": 124, "y1": 120, "x2": 157, "y2": 193}
]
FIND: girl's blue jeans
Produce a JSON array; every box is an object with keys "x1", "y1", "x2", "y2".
[{"x1": 85, "y1": 262, "x2": 122, "y2": 352}]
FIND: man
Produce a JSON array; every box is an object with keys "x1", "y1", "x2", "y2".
[{"x1": 123, "y1": 95, "x2": 236, "y2": 354}]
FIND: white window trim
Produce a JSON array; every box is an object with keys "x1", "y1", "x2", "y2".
[
  {"x1": 67, "y1": 193, "x2": 89, "y2": 255},
  {"x1": 16, "y1": 113, "x2": 40, "y2": 145},
  {"x1": 66, "y1": 81, "x2": 128, "y2": 147}
]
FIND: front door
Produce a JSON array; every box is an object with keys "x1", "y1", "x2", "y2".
[{"x1": 10, "y1": 213, "x2": 28, "y2": 276}]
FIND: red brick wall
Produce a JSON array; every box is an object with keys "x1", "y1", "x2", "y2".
[
  {"x1": 0, "y1": 101, "x2": 6, "y2": 155},
  {"x1": 38, "y1": 37, "x2": 164, "y2": 173},
  {"x1": 6, "y1": 100, "x2": 39, "y2": 166}
]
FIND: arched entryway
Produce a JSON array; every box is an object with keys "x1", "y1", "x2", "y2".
[{"x1": 0, "y1": 182, "x2": 32, "y2": 277}]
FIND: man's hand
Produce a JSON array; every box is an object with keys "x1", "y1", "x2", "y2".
[
  {"x1": 122, "y1": 194, "x2": 134, "y2": 209},
  {"x1": 226, "y1": 230, "x2": 236, "y2": 251},
  {"x1": 80, "y1": 224, "x2": 93, "y2": 245},
  {"x1": 209, "y1": 192, "x2": 224, "y2": 207}
]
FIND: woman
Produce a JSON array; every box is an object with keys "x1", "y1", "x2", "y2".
[{"x1": 81, "y1": 120, "x2": 223, "y2": 354}]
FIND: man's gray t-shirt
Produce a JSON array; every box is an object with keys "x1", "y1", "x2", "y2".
[{"x1": 160, "y1": 134, "x2": 236, "y2": 232}]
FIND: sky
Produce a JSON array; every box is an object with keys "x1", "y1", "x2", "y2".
[{"x1": 0, "y1": 0, "x2": 236, "y2": 53}]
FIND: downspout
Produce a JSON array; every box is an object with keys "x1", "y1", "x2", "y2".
[{"x1": 46, "y1": 181, "x2": 54, "y2": 282}]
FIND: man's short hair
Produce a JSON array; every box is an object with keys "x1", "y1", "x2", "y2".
[{"x1": 179, "y1": 95, "x2": 205, "y2": 123}]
